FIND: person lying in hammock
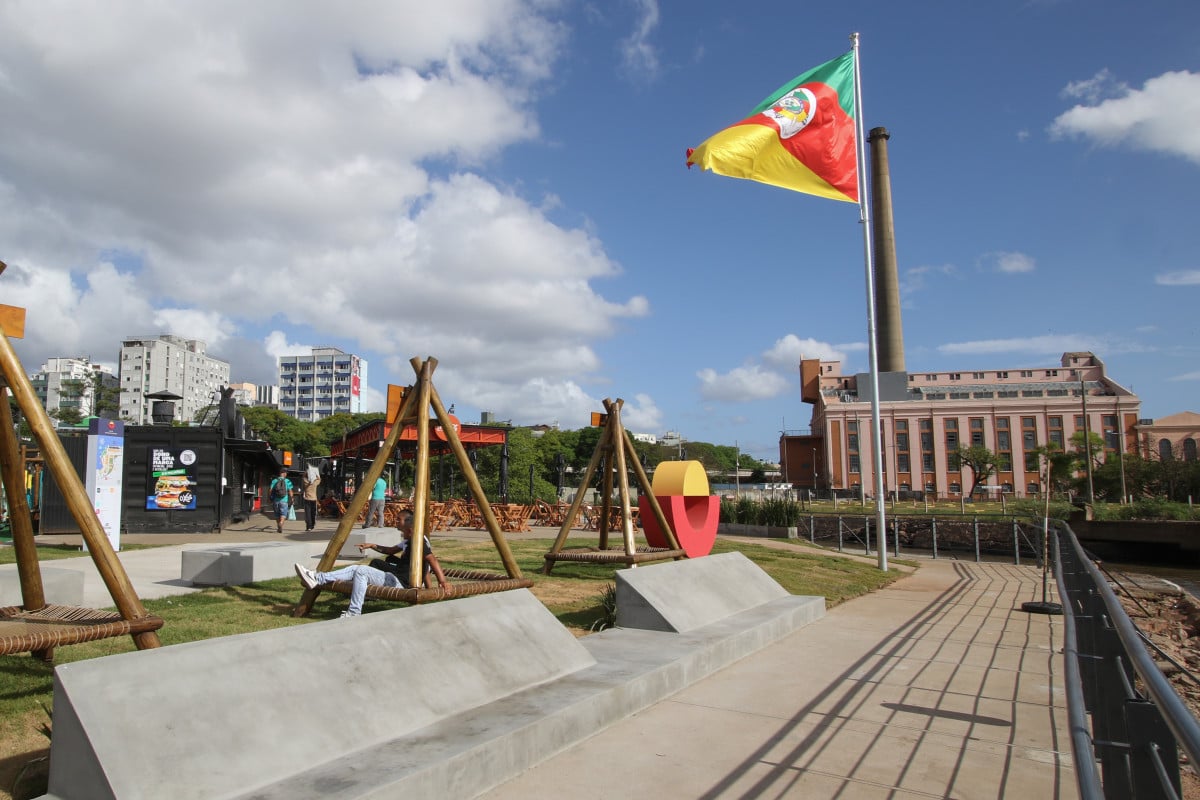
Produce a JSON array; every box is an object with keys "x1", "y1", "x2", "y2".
[{"x1": 294, "y1": 510, "x2": 452, "y2": 617}]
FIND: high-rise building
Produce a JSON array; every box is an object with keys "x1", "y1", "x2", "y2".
[
  {"x1": 119, "y1": 336, "x2": 230, "y2": 425},
  {"x1": 277, "y1": 347, "x2": 366, "y2": 421},
  {"x1": 29, "y1": 356, "x2": 115, "y2": 422},
  {"x1": 255, "y1": 384, "x2": 279, "y2": 408}
]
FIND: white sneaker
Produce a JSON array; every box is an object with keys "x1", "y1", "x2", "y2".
[
  {"x1": 339, "y1": 611, "x2": 355, "y2": 619},
  {"x1": 294, "y1": 563, "x2": 320, "y2": 590}
]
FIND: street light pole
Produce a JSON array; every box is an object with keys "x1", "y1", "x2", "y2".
[{"x1": 1079, "y1": 371, "x2": 1095, "y2": 504}]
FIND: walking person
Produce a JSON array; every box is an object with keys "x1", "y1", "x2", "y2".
[
  {"x1": 294, "y1": 511, "x2": 451, "y2": 617},
  {"x1": 364, "y1": 475, "x2": 387, "y2": 528},
  {"x1": 301, "y1": 465, "x2": 321, "y2": 531},
  {"x1": 268, "y1": 468, "x2": 293, "y2": 534}
]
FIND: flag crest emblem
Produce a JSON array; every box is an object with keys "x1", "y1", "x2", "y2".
[{"x1": 765, "y1": 87, "x2": 817, "y2": 139}]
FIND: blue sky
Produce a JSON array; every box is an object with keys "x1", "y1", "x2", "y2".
[{"x1": 1, "y1": 1, "x2": 1197, "y2": 459}]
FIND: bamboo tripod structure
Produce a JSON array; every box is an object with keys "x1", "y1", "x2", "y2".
[
  {"x1": 293, "y1": 356, "x2": 529, "y2": 616},
  {"x1": 0, "y1": 265, "x2": 162, "y2": 659},
  {"x1": 543, "y1": 398, "x2": 685, "y2": 573}
]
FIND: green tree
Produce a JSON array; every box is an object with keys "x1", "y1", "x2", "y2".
[
  {"x1": 48, "y1": 406, "x2": 84, "y2": 426},
  {"x1": 951, "y1": 445, "x2": 999, "y2": 497},
  {"x1": 93, "y1": 373, "x2": 121, "y2": 417},
  {"x1": 240, "y1": 407, "x2": 319, "y2": 455}
]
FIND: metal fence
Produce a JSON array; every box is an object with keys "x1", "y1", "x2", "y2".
[
  {"x1": 792, "y1": 514, "x2": 1043, "y2": 564},
  {"x1": 1055, "y1": 522, "x2": 1200, "y2": 799}
]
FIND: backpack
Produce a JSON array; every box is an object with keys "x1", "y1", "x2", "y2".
[{"x1": 270, "y1": 479, "x2": 288, "y2": 500}]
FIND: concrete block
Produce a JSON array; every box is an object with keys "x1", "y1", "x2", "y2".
[
  {"x1": 180, "y1": 542, "x2": 314, "y2": 586},
  {"x1": 615, "y1": 551, "x2": 793, "y2": 632},
  {"x1": 44, "y1": 589, "x2": 594, "y2": 800},
  {"x1": 337, "y1": 528, "x2": 404, "y2": 559},
  {"x1": 0, "y1": 566, "x2": 85, "y2": 607}
]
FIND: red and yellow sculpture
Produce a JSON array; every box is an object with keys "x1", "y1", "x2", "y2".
[{"x1": 639, "y1": 460, "x2": 720, "y2": 558}]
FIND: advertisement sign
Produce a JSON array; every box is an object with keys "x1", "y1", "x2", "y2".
[
  {"x1": 350, "y1": 355, "x2": 361, "y2": 398},
  {"x1": 146, "y1": 446, "x2": 198, "y2": 510},
  {"x1": 86, "y1": 418, "x2": 124, "y2": 551}
]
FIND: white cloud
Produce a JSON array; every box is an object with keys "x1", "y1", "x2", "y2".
[
  {"x1": 901, "y1": 263, "x2": 957, "y2": 301},
  {"x1": 982, "y1": 251, "x2": 1036, "y2": 274},
  {"x1": 762, "y1": 334, "x2": 848, "y2": 368},
  {"x1": 1049, "y1": 70, "x2": 1200, "y2": 165},
  {"x1": 619, "y1": 0, "x2": 661, "y2": 80},
  {"x1": 938, "y1": 334, "x2": 1152, "y2": 357},
  {"x1": 696, "y1": 364, "x2": 789, "y2": 402},
  {"x1": 1156, "y1": 270, "x2": 1200, "y2": 286},
  {"x1": 1168, "y1": 371, "x2": 1200, "y2": 382},
  {"x1": 1060, "y1": 69, "x2": 1129, "y2": 104},
  {"x1": 0, "y1": 3, "x2": 655, "y2": 427}
]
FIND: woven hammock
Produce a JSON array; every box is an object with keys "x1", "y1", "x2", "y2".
[
  {"x1": 321, "y1": 567, "x2": 533, "y2": 606},
  {"x1": 544, "y1": 546, "x2": 686, "y2": 566},
  {"x1": 0, "y1": 604, "x2": 165, "y2": 656}
]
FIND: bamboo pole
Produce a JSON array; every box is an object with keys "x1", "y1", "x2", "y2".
[
  {"x1": 293, "y1": 378, "x2": 419, "y2": 616},
  {"x1": 598, "y1": 431, "x2": 614, "y2": 551},
  {"x1": 607, "y1": 400, "x2": 637, "y2": 560},
  {"x1": 0, "y1": 387, "x2": 44, "y2": 610},
  {"x1": 428, "y1": 383, "x2": 521, "y2": 578},
  {"x1": 0, "y1": 331, "x2": 160, "y2": 649},
  {"x1": 408, "y1": 358, "x2": 434, "y2": 588},
  {"x1": 544, "y1": 430, "x2": 607, "y2": 572},
  {"x1": 616, "y1": 410, "x2": 681, "y2": 551}
]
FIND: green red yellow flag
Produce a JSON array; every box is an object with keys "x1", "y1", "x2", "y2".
[{"x1": 687, "y1": 51, "x2": 858, "y2": 203}]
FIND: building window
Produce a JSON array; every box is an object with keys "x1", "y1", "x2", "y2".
[
  {"x1": 896, "y1": 432, "x2": 909, "y2": 451},
  {"x1": 849, "y1": 454, "x2": 860, "y2": 473},
  {"x1": 848, "y1": 434, "x2": 859, "y2": 451},
  {"x1": 1027, "y1": 482, "x2": 1040, "y2": 494},
  {"x1": 972, "y1": 372, "x2": 985, "y2": 379},
  {"x1": 950, "y1": 373, "x2": 961, "y2": 380},
  {"x1": 1186, "y1": 439, "x2": 1198, "y2": 462},
  {"x1": 1159, "y1": 439, "x2": 1174, "y2": 460},
  {"x1": 1020, "y1": 370, "x2": 1033, "y2": 378},
  {"x1": 897, "y1": 454, "x2": 910, "y2": 472},
  {"x1": 949, "y1": 481, "x2": 961, "y2": 494},
  {"x1": 997, "y1": 371, "x2": 1008, "y2": 379},
  {"x1": 1046, "y1": 369, "x2": 1058, "y2": 376},
  {"x1": 1022, "y1": 390, "x2": 1044, "y2": 397},
  {"x1": 1048, "y1": 416, "x2": 1064, "y2": 447},
  {"x1": 970, "y1": 418, "x2": 984, "y2": 446}
]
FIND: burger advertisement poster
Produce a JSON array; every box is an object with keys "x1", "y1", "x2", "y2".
[{"x1": 146, "y1": 447, "x2": 198, "y2": 511}]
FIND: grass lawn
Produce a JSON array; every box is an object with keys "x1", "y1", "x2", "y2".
[{"x1": 0, "y1": 536, "x2": 907, "y2": 799}]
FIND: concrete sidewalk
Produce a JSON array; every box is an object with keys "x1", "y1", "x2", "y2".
[{"x1": 481, "y1": 557, "x2": 1076, "y2": 800}]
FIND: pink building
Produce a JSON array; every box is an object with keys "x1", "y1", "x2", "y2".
[
  {"x1": 1137, "y1": 411, "x2": 1200, "y2": 462},
  {"x1": 780, "y1": 351, "x2": 1140, "y2": 499}
]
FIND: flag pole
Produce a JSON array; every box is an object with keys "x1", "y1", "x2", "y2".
[{"x1": 850, "y1": 31, "x2": 888, "y2": 571}]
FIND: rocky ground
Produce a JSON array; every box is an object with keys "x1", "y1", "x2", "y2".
[{"x1": 1113, "y1": 573, "x2": 1200, "y2": 797}]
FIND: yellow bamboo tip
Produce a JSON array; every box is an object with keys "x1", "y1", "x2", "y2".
[{"x1": 651, "y1": 460, "x2": 709, "y2": 497}]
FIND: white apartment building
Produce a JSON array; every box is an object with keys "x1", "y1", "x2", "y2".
[
  {"x1": 119, "y1": 336, "x2": 231, "y2": 425},
  {"x1": 277, "y1": 346, "x2": 366, "y2": 421},
  {"x1": 29, "y1": 356, "x2": 114, "y2": 421},
  {"x1": 255, "y1": 384, "x2": 279, "y2": 408}
]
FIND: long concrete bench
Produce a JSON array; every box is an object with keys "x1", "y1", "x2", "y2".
[
  {"x1": 180, "y1": 542, "x2": 315, "y2": 586},
  {"x1": 0, "y1": 566, "x2": 85, "y2": 607},
  {"x1": 40, "y1": 554, "x2": 824, "y2": 799}
]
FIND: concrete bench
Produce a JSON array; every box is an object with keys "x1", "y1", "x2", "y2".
[
  {"x1": 181, "y1": 542, "x2": 314, "y2": 586},
  {"x1": 41, "y1": 555, "x2": 824, "y2": 799},
  {"x1": 0, "y1": 566, "x2": 85, "y2": 607},
  {"x1": 336, "y1": 527, "x2": 404, "y2": 559}
]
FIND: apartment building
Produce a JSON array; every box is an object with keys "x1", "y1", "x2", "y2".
[
  {"x1": 119, "y1": 336, "x2": 230, "y2": 425},
  {"x1": 28, "y1": 356, "x2": 115, "y2": 421},
  {"x1": 277, "y1": 346, "x2": 366, "y2": 421}
]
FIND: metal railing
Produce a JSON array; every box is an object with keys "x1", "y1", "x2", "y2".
[{"x1": 1055, "y1": 522, "x2": 1200, "y2": 799}]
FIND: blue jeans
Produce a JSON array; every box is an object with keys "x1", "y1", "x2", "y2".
[{"x1": 315, "y1": 565, "x2": 402, "y2": 616}]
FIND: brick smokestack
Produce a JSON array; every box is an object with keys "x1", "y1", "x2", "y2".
[{"x1": 868, "y1": 127, "x2": 905, "y2": 373}]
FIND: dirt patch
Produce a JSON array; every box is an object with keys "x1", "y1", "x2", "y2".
[
  {"x1": 1115, "y1": 579, "x2": 1200, "y2": 797},
  {"x1": 0, "y1": 710, "x2": 51, "y2": 800}
]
